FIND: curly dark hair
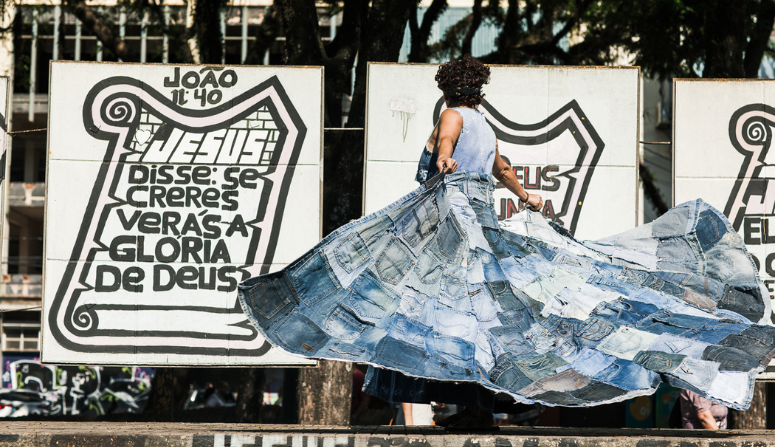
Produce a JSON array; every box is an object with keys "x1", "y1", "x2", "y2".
[{"x1": 435, "y1": 55, "x2": 491, "y2": 107}]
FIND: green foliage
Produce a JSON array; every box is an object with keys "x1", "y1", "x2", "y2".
[{"x1": 424, "y1": 0, "x2": 775, "y2": 79}]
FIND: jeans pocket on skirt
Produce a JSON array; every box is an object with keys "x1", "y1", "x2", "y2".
[
  {"x1": 273, "y1": 309, "x2": 330, "y2": 355},
  {"x1": 375, "y1": 237, "x2": 415, "y2": 285},
  {"x1": 324, "y1": 306, "x2": 367, "y2": 340},
  {"x1": 289, "y1": 251, "x2": 340, "y2": 306},
  {"x1": 334, "y1": 232, "x2": 372, "y2": 273}
]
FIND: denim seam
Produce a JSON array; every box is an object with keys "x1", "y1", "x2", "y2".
[
  {"x1": 415, "y1": 248, "x2": 444, "y2": 285},
  {"x1": 577, "y1": 320, "x2": 613, "y2": 341}
]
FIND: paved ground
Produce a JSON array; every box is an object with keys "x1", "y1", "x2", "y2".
[{"x1": 1, "y1": 422, "x2": 775, "y2": 447}]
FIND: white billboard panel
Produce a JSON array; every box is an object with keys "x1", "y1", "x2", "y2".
[
  {"x1": 674, "y1": 79, "x2": 775, "y2": 325},
  {"x1": 364, "y1": 64, "x2": 640, "y2": 240},
  {"x1": 0, "y1": 77, "x2": 8, "y2": 272},
  {"x1": 43, "y1": 61, "x2": 320, "y2": 366}
]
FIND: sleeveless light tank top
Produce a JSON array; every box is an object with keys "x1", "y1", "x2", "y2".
[{"x1": 415, "y1": 107, "x2": 497, "y2": 183}]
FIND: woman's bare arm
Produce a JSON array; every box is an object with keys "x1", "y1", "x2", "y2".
[
  {"x1": 492, "y1": 145, "x2": 543, "y2": 211},
  {"x1": 434, "y1": 109, "x2": 462, "y2": 174}
]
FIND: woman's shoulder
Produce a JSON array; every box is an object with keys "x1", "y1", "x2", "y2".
[{"x1": 440, "y1": 108, "x2": 464, "y2": 124}]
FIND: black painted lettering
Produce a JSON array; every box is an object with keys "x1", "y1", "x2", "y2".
[
  {"x1": 129, "y1": 165, "x2": 149, "y2": 184},
  {"x1": 765, "y1": 253, "x2": 775, "y2": 278},
  {"x1": 181, "y1": 71, "x2": 200, "y2": 89},
  {"x1": 96, "y1": 265, "x2": 121, "y2": 292},
  {"x1": 175, "y1": 166, "x2": 192, "y2": 184},
  {"x1": 541, "y1": 165, "x2": 560, "y2": 192},
  {"x1": 210, "y1": 239, "x2": 231, "y2": 263},
  {"x1": 223, "y1": 167, "x2": 240, "y2": 190},
  {"x1": 162, "y1": 213, "x2": 181, "y2": 235},
  {"x1": 202, "y1": 188, "x2": 222, "y2": 208},
  {"x1": 117, "y1": 209, "x2": 141, "y2": 231},
  {"x1": 217, "y1": 265, "x2": 238, "y2": 292},
  {"x1": 166, "y1": 187, "x2": 185, "y2": 207},
  {"x1": 744, "y1": 217, "x2": 761, "y2": 245},
  {"x1": 218, "y1": 70, "x2": 237, "y2": 87},
  {"x1": 199, "y1": 267, "x2": 217, "y2": 290},
  {"x1": 126, "y1": 186, "x2": 148, "y2": 207},
  {"x1": 156, "y1": 237, "x2": 181, "y2": 263},
  {"x1": 543, "y1": 199, "x2": 556, "y2": 220},
  {"x1": 185, "y1": 187, "x2": 202, "y2": 207},
  {"x1": 221, "y1": 190, "x2": 239, "y2": 211},
  {"x1": 200, "y1": 70, "x2": 219, "y2": 89},
  {"x1": 109, "y1": 235, "x2": 136, "y2": 262},
  {"x1": 153, "y1": 265, "x2": 176, "y2": 291},
  {"x1": 163, "y1": 67, "x2": 180, "y2": 87},
  {"x1": 181, "y1": 237, "x2": 203, "y2": 263},
  {"x1": 226, "y1": 214, "x2": 249, "y2": 237},
  {"x1": 194, "y1": 88, "x2": 207, "y2": 107},
  {"x1": 138, "y1": 212, "x2": 161, "y2": 234},
  {"x1": 192, "y1": 166, "x2": 211, "y2": 185},
  {"x1": 136, "y1": 236, "x2": 154, "y2": 262},
  {"x1": 240, "y1": 169, "x2": 260, "y2": 189},
  {"x1": 176, "y1": 266, "x2": 198, "y2": 289},
  {"x1": 149, "y1": 185, "x2": 167, "y2": 208},
  {"x1": 181, "y1": 213, "x2": 203, "y2": 236},
  {"x1": 202, "y1": 214, "x2": 222, "y2": 239},
  {"x1": 157, "y1": 165, "x2": 174, "y2": 184},
  {"x1": 208, "y1": 90, "x2": 223, "y2": 105},
  {"x1": 122, "y1": 267, "x2": 145, "y2": 293},
  {"x1": 764, "y1": 217, "x2": 775, "y2": 244}
]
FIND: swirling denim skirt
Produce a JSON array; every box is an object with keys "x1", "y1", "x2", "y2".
[{"x1": 238, "y1": 171, "x2": 773, "y2": 409}]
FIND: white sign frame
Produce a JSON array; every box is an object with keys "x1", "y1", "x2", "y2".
[
  {"x1": 42, "y1": 61, "x2": 321, "y2": 366},
  {"x1": 363, "y1": 63, "x2": 641, "y2": 241},
  {"x1": 672, "y1": 79, "x2": 775, "y2": 379},
  {"x1": 0, "y1": 77, "x2": 9, "y2": 279}
]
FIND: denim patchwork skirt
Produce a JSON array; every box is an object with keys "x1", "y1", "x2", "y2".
[{"x1": 238, "y1": 171, "x2": 773, "y2": 409}]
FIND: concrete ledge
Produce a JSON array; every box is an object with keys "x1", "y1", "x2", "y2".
[{"x1": 1, "y1": 423, "x2": 775, "y2": 447}]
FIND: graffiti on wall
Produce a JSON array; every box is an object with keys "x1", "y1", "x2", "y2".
[
  {"x1": 47, "y1": 66, "x2": 311, "y2": 357},
  {"x1": 1, "y1": 357, "x2": 154, "y2": 416},
  {"x1": 434, "y1": 98, "x2": 604, "y2": 235}
]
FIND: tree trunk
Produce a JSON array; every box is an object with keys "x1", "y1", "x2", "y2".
[
  {"x1": 461, "y1": 0, "x2": 483, "y2": 56},
  {"x1": 192, "y1": 0, "x2": 227, "y2": 64},
  {"x1": 145, "y1": 367, "x2": 174, "y2": 422},
  {"x1": 732, "y1": 381, "x2": 767, "y2": 429},
  {"x1": 702, "y1": 0, "x2": 746, "y2": 78},
  {"x1": 297, "y1": 361, "x2": 352, "y2": 425},
  {"x1": 744, "y1": 0, "x2": 775, "y2": 78},
  {"x1": 235, "y1": 368, "x2": 266, "y2": 423},
  {"x1": 324, "y1": 0, "x2": 415, "y2": 232},
  {"x1": 276, "y1": 0, "x2": 323, "y2": 65}
]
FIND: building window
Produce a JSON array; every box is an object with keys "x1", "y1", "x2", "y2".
[{"x1": 2, "y1": 312, "x2": 41, "y2": 352}]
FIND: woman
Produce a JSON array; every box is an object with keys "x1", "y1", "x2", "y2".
[{"x1": 238, "y1": 56, "x2": 773, "y2": 424}]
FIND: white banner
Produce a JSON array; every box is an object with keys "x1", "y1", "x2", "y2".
[
  {"x1": 43, "y1": 62, "x2": 320, "y2": 366},
  {"x1": 363, "y1": 64, "x2": 640, "y2": 240},
  {"x1": 674, "y1": 79, "x2": 775, "y2": 324}
]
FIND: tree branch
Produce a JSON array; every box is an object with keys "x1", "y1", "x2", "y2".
[
  {"x1": 409, "y1": 0, "x2": 447, "y2": 62},
  {"x1": 65, "y1": 0, "x2": 128, "y2": 60},
  {"x1": 550, "y1": 0, "x2": 593, "y2": 46},
  {"x1": 462, "y1": 0, "x2": 482, "y2": 55},
  {"x1": 141, "y1": 0, "x2": 194, "y2": 63}
]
